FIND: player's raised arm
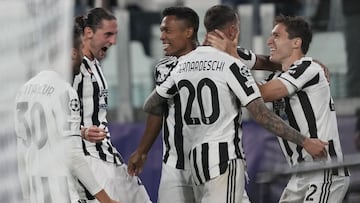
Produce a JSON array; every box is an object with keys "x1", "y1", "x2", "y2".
[{"x1": 206, "y1": 29, "x2": 281, "y2": 71}]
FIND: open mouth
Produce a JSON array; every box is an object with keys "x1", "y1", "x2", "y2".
[{"x1": 101, "y1": 47, "x2": 108, "y2": 52}]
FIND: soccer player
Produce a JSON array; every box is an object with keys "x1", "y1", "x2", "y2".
[
  {"x1": 73, "y1": 8, "x2": 151, "y2": 203},
  {"x1": 142, "y1": 5, "x2": 328, "y2": 203},
  {"x1": 210, "y1": 14, "x2": 351, "y2": 203},
  {"x1": 128, "y1": 6, "x2": 199, "y2": 203},
  {"x1": 14, "y1": 19, "x2": 119, "y2": 203},
  {"x1": 258, "y1": 15, "x2": 349, "y2": 203},
  {"x1": 128, "y1": 6, "x2": 251, "y2": 203}
]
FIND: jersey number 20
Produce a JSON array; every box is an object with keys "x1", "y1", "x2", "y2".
[{"x1": 178, "y1": 78, "x2": 220, "y2": 125}]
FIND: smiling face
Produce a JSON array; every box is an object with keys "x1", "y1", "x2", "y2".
[
  {"x1": 267, "y1": 23, "x2": 293, "y2": 64},
  {"x1": 267, "y1": 22, "x2": 303, "y2": 69},
  {"x1": 83, "y1": 19, "x2": 118, "y2": 61},
  {"x1": 160, "y1": 15, "x2": 194, "y2": 57}
]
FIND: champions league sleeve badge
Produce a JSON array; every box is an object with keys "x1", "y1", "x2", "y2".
[
  {"x1": 69, "y1": 98, "x2": 80, "y2": 112},
  {"x1": 239, "y1": 65, "x2": 251, "y2": 77}
]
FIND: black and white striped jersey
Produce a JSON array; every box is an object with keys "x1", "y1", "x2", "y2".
[
  {"x1": 14, "y1": 70, "x2": 102, "y2": 202},
  {"x1": 73, "y1": 57, "x2": 123, "y2": 165},
  {"x1": 156, "y1": 46, "x2": 261, "y2": 184},
  {"x1": 154, "y1": 56, "x2": 190, "y2": 170},
  {"x1": 265, "y1": 57, "x2": 348, "y2": 176}
]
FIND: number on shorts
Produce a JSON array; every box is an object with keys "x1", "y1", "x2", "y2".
[{"x1": 305, "y1": 184, "x2": 317, "y2": 201}]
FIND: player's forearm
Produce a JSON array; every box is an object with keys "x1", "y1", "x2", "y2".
[
  {"x1": 66, "y1": 137, "x2": 103, "y2": 195},
  {"x1": 253, "y1": 55, "x2": 281, "y2": 71},
  {"x1": 247, "y1": 98, "x2": 305, "y2": 146},
  {"x1": 137, "y1": 114, "x2": 163, "y2": 154}
]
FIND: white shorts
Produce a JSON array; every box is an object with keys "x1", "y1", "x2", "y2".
[
  {"x1": 193, "y1": 159, "x2": 249, "y2": 203},
  {"x1": 78, "y1": 156, "x2": 152, "y2": 203},
  {"x1": 279, "y1": 169, "x2": 350, "y2": 203},
  {"x1": 158, "y1": 163, "x2": 195, "y2": 203}
]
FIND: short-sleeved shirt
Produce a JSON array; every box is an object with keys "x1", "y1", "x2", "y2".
[
  {"x1": 73, "y1": 57, "x2": 123, "y2": 165},
  {"x1": 14, "y1": 70, "x2": 92, "y2": 202},
  {"x1": 156, "y1": 46, "x2": 261, "y2": 185},
  {"x1": 154, "y1": 56, "x2": 191, "y2": 170},
  {"x1": 266, "y1": 57, "x2": 348, "y2": 176}
]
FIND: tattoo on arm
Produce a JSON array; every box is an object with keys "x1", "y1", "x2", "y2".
[
  {"x1": 247, "y1": 98, "x2": 305, "y2": 146},
  {"x1": 143, "y1": 90, "x2": 167, "y2": 116}
]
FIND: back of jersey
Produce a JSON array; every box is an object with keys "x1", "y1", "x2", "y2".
[
  {"x1": 164, "y1": 46, "x2": 260, "y2": 148},
  {"x1": 14, "y1": 71, "x2": 82, "y2": 203},
  {"x1": 157, "y1": 46, "x2": 261, "y2": 184}
]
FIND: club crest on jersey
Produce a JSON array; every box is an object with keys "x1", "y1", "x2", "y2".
[
  {"x1": 240, "y1": 65, "x2": 251, "y2": 77},
  {"x1": 69, "y1": 98, "x2": 80, "y2": 112}
]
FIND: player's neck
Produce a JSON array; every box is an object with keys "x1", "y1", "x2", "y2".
[
  {"x1": 83, "y1": 49, "x2": 95, "y2": 61},
  {"x1": 282, "y1": 53, "x2": 304, "y2": 71}
]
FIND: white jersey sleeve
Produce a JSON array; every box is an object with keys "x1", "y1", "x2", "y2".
[
  {"x1": 224, "y1": 60, "x2": 261, "y2": 106},
  {"x1": 278, "y1": 57, "x2": 322, "y2": 94},
  {"x1": 155, "y1": 70, "x2": 177, "y2": 99},
  {"x1": 154, "y1": 56, "x2": 178, "y2": 85},
  {"x1": 237, "y1": 47, "x2": 256, "y2": 69}
]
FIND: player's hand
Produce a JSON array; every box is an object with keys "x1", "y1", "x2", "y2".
[
  {"x1": 82, "y1": 125, "x2": 107, "y2": 143},
  {"x1": 127, "y1": 150, "x2": 147, "y2": 176},
  {"x1": 303, "y1": 138, "x2": 328, "y2": 160},
  {"x1": 95, "y1": 189, "x2": 122, "y2": 203},
  {"x1": 205, "y1": 29, "x2": 239, "y2": 58}
]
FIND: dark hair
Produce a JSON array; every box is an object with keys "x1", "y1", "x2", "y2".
[
  {"x1": 75, "y1": 7, "x2": 116, "y2": 33},
  {"x1": 204, "y1": 5, "x2": 238, "y2": 32},
  {"x1": 274, "y1": 15, "x2": 312, "y2": 54},
  {"x1": 73, "y1": 17, "x2": 83, "y2": 49},
  {"x1": 162, "y1": 6, "x2": 199, "y2": 43}
]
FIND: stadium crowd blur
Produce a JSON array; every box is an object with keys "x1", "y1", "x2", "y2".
[{"x1": 75, "y1": 0, "x2": 360, "y2": 202}]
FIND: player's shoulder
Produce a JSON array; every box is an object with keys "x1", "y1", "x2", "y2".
[
  {"x1": 288, "y1": 57, "x2": 319, "y2": 72},
  {"x1": 154, "y1": 56, "x2": 178, "y2": 85}
]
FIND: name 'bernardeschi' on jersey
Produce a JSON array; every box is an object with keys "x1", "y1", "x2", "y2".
[{"x1": 177, "y1": 60, "x2": 225, "y2": 73}]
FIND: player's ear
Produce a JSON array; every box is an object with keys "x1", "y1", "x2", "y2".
[
  {"x1": 83, "y1": 26, "x2": 93, "y2": 38},
  {"x1": 185, "y1": 27, "x2": 194, "y2": 39},
  {"x1": 293, "y1": 37, "x2": 302, "y2": 50},
  {"x1": 228, "y1": 24, "x2": 238, "y2": 41}
]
